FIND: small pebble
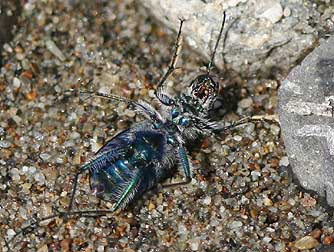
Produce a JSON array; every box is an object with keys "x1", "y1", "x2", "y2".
[
  {"x1": 27, "y1": 166, "x2": 37, "y2": 174},
  {"x1": 251, "y1": 171, "x2": 261, "y2": 181},
  {"x1": 309, "y1": 228, "x2": 322, "y2": 239},
  {"x1": 46, "y1": 39, "x2": 66, "y2": 61},
  {"x1": 270, "y1": 124, "x2": 280, "y2": 135},
  {"x1": 275, "y1": 242, "x2": 285, "y2": 251},
  {"x1": 37, "y1": 244, "x2": 48, "y2": 252},
  {"x1": 263, "y1": 196, "x2": 273, "y2": 206},
  {"x1": 244, "y1": 123, "x2": 255, "y2": 135},
  {"x1": 263, "y1": 236, "x2": 272, "y2": 243},
  {"x1": 233, "y1": 135, "x2": 243, "y2": 141},
  {"x1": 13, "y1": 77, "x2": 21, "y2": 88},
  {"x1": 40, "y1": 153, "x2": 51, "y2": 161},
  {"x1": 301, "y1": 196, "x2": 317, "y2": 207},
  {"x1": 279, "y1": 156, "x2": 289, "y2": 166},
  {"x1": 178, "y1": 223, "x2": 188, "y2": 235},
  {"x1": 230, "y1": 221, "x2": 243, "y2": 229},
  {"x1": 323, "y1": 235, "x2": 334, "y2": 245},
  {"x1": 26, "y1": 90, "x2": 38, "y2": 101},
  {"x1": 60, "y1": 239, "x2": 71, "y2": 252},
  {"x1": 19, "y1": 207, "x2": 28, "y2": 219},
  {"x1": 70, "y1": 131, "x2": 81, "y2": 139},
  {"x1": 190, "y1": 237, "x2": 201, "y2": 251},
  {"x1": 97, "y1": 245, "x2": 104, "y2": 252},
  {"x1": 21, "y1": 183, "x2": 32, "y2": 192},
  {"x1": 72, "y1": 151, "x2": 82, "y2": 165},
  {"x1": 148, "y1": 89, "x2": 155, "y2": 98},
  {"x1": 288, "y1": 198, "x2": 295, "y2": 206},
  {"x1": 203, "y1": 196, "x2": 212, "y2": 205},
  {"x1": 294, "y1": 236, "x2": 320, "y2": 250},
  {"x1": 55, "y1": 157, "x2": 64, "y2": 164},
  {"x1": 148, "y1": 202, "x2": 155, "y2": 210},
  {"x1": 239, "y1": 98, "x2": 253, "y2": 108},
  {"x1": 6, "y1": 229, "x2": 16, "y2": 239},
  {"x1": 3, "y1": 43, "x2": 13, "y2": 53},
  {"x1": 0, "y1": 140, "x2": 11, "y2": 148},
  {"x1": 308, "y1": 210, "x2": 322, "y2": 217},
  {"x1": 34, "y1": 173, "x2": 46, "y2": 185}
]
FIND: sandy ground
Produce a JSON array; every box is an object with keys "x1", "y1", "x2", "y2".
[{"x1": 0, "y1": 1, "x2": 333, "y2": 251}]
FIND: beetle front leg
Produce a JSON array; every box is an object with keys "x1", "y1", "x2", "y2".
[
  {"x1": 78, "y1": 90, "x2": 164, "y2": 125},
  {"x1": 212, "y1": 115, "x2": 279, "y2": 134}
]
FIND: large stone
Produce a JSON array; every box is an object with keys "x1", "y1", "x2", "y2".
[
  {"x1": 278, "y1": 36, "x2": 334, "y2": 207},
  {"x1": 139, "y1": 0, "x2": 318, "y2": 77}
]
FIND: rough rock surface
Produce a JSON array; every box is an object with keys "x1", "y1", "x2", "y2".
[
  {"x1": 278, "y1": 36, "x2": 334, "y2": 207},
  {"x1": 139, "y1": 0, "x2": 321, "y2": 77}
]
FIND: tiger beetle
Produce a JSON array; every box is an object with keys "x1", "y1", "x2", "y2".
[
  {"x1": 70, "y1": 12, "x2": 234, "y2": 213},
  {"x1": 6, "y1": 11, "x2": 258, "y2": 248}
]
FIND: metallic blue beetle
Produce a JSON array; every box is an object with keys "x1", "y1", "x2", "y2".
[
  {"x1": 67, "y1": 14, "x2": 229, "y2": 214},
  {"x1": 6, "y1": 13, "x2": 235, "y2": 247}
]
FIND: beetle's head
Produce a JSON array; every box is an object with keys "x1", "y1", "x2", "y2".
[{"x1": 187, "y1": 74, "x2": 219, "y2": 109}]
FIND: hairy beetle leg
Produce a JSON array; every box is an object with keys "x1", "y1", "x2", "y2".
[{"x1": 162, "y1": 146, "x2": 192, "y2": 188}]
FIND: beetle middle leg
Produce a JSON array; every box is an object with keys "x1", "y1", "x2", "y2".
[{"x1": 162, "y1": 146, "x2": 192, "y2": 188}]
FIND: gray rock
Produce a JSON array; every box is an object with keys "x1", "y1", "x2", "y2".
[
  {"x1": 139, "y1": 0, "x2": 318, "y2": 77},
  {"x1": 278, "y1": 36, "x2": 334, "y2": 207}
]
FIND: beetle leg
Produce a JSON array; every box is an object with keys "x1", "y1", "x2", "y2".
[
  {"x1": 79, "y1": 90, "x2": 164, "y2": 124},
  {"x1": 67, "y1": 154, "x2": 115, "y2": 215},
  {"x1": 220, "y1": 116, "x2": 252, "y2": 131},
  {"x1": 155, "y1": 18, "x2": 185, "y2": 106},
  {"x1": 67, "y1": 164, "x2": 91, "y2": 214},
  {"x1": 212, "y1": 115, "x2": 279, "y2": 134},
  {"x1": 69, "y1": 165, "x2": 141, "y2": 213},
  {"x1": 163, "y1": 146, "x2": 192, "y2": 188},
  {"x1": 111, "y1": 173, "x2": 141, "y2": 211},
  {"x1": 6, "y1": 209, "x2": 117, "y2": 248}
]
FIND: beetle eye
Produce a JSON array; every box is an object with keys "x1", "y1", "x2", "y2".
[
  {"x1": 179, "y1": 117, "x2": 190, "y2": 126},
  {"x1": 171, "y1": 108, "x2": 179, "y2": 118}
]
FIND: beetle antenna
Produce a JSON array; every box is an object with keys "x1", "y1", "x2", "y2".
[{"x1": 207, "y1": 11, "x2": 226, "y2": 75}]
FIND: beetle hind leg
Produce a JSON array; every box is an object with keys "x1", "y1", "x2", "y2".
[{"x1": 111, "y1": 173, "x2": 141, "y2": 211}]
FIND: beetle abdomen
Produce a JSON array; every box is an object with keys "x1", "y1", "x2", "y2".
[{"x1": 88, "y1": 123, "x2": 168, "y2": 206}]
